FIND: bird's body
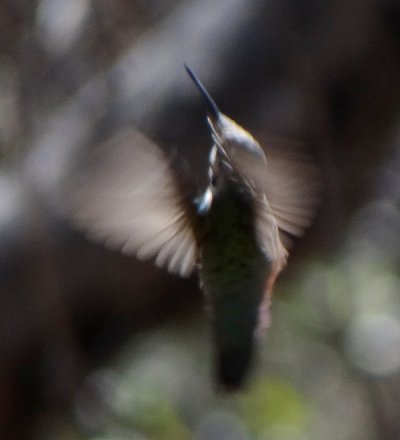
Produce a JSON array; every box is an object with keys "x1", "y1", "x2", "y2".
[
  {"x1": 199, "y1": 176, "x2": 273, "y2": 388},
  {"x1": 66, "y1": 67, "x2": 318, "y2": 389},
  {"x1": 193, "y1": 99, "x2": 288, "y2": 387}
]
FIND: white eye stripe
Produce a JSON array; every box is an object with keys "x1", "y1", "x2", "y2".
[
  {"x1": 207, "y1": 145, "x2": 217, "y2": 182},
  {"x1": 209, "y1": 144, "x2": 217, "y2": 165}
]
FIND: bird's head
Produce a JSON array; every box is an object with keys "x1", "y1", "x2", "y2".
[{"x1": 185, "y1": 65, "x2": 267, "y2": 194}]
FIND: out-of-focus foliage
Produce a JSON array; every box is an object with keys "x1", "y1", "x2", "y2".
[{"x1": 1, "y1": 0, "x2": 400, "y2": 439}]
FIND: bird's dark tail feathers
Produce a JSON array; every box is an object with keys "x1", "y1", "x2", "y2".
[
  {"x1": 216, "y1": 341, "x2": 255, "y2": 391},
  {"x1": 212, "y1": 300, "x2": 260, "y2": 391}
]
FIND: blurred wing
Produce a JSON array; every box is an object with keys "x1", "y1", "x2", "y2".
[
  {"x1": 63, "y1": 129, "x2": 198, "y2": 277},
  {"x1": 236, "y1": 142, "x2": 320, "y2": 246},
  {"x1": 263, "y1": 147, "x2": 320, "y2": 241},
  {"x1": 211, "y1": 115, "x2": 319, "y2": 242},
  {"x1": 254, "y1": 194, "x2": 288, "y2": 267}
]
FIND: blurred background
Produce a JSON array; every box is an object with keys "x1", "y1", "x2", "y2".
[{"x1": 1, "y1": 0, "x2": 400, "y2": 439}]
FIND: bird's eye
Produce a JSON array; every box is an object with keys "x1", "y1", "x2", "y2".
[{"x1": 211, "y1": 174, "x2": 218, "y2": 187}]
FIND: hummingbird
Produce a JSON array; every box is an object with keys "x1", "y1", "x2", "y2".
[{"x1": 66, "y1": 66, "x2": 318, "y2": 389}]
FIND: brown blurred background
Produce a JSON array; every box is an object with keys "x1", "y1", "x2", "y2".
[{"x1": 1, "y1": 1, "x2": 400, "y2": 439}]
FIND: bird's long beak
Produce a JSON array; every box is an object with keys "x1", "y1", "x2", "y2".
[
  {"x1": 185, "y1": 64, "x2": 220, "y2": 120},
  {"x1": 185, "y1": 65, "x2": 229, "y2": 157}
]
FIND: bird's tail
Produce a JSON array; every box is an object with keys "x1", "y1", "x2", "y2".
[
  {"x1": 216, "y1": 339, "x2": 255, "y2": 391},
  {"x1": 212, "y1": 298, "x2": 260, "y2": 391}
]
